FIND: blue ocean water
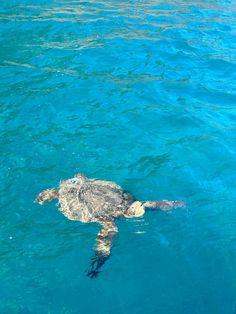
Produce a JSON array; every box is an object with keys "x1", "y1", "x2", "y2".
[{"x1": 1, "y1": 0, "x2": 236, "y2": 312}]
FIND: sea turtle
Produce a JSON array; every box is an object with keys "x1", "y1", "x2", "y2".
[{"x1": 35, "y1": 173, "x2": 185, "y2": 278}]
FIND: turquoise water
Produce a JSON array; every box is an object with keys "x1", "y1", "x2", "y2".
[{"x1": 1, "y1": 0, "x2": 236, "y2": 312}]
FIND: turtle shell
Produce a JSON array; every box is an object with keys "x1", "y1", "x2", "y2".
[{"x1": 58, "y1": 177, "x2": 134, "y2": 223}]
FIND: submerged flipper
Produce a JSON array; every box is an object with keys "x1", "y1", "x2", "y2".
[
  {"x1": 35, "y1": 188, "x2": 59, "y2": 205},
  {"x1": 143, "y1": 200, "x2": 185, "y2": 211},
  {"x1": 87, "y1": 221, "x2": 118, "y2": 279}
]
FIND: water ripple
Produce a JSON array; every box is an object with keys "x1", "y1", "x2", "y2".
[{"x1": 1, "y1": 0, "x2": 236, "y2": 312}]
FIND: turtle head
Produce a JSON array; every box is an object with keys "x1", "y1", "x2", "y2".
[{"x1": 125, "y1": 201, "x2": 145, "y2": 218}]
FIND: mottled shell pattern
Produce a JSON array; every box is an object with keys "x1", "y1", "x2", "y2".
[{"x1": 58, "y1": 176, "x2": 135, "y2": 223}]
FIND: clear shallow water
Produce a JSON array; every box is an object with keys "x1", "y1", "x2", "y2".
[{"x1": 1, "y1": 0, "x2": 236, "y2": 312}]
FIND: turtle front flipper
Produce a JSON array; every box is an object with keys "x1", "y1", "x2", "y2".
[
  {"x1": 35, "y1": 188, "x2": 59, "y2": 205},
  {"x1": 143, "y1": 200, "x2": 186, "y2": 211},
  {"x1": 87, "y1": 221, "x2": 118, "y2": 279}
]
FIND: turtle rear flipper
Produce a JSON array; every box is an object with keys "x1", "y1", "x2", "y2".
[
  {"x1": 87, "y1": 221, "x2": 118, "y2": 278},
  {"x1": 35, "y1": 188, "x2": 59, "y2": 205}
]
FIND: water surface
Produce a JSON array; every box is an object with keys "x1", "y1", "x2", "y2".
[{"x1": 1, "y1": 0, "x2": 236, "y2": 313}]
